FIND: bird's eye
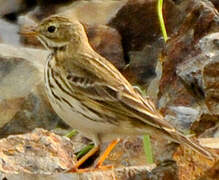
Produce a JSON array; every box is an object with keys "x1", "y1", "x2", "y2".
[{"x1": 47, "y1": 25, "x2": 56, "y2": 33}]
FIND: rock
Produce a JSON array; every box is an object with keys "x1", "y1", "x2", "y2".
[
  {"x1": 203, "y1": 56, "x2": 219, "y2": 114},
  {"x1": 0, "y1": 0, "x2": 76, "y2": 21},
  {"x1": 86, "y1": 24, "x2": 125, "y2": 70},
  {"x1": 158, "y1": 0, "x2": 219, "y2": 132},
  {"x1": 0, "y1": 165, "x2": 155, "y2": 180},
  {"x1": 0, "y1": 128, "x2": 76, "y2": 173},
  {"x1": 0, "y1": 44, "x2": 61, "y2": 137},
  {"x1": 145, "y1": 160, "x2": 178, "y2": 180},
  {"x1": 210, "y1": 0, "x2": 219, "y2": 10},
  {"x1": 122, "y1": 42, "x2": 162, "y2": 86},
  {"x1": 165, "y1": 106, "x2": 201, "y2": 131},
  {"x1": 192, "y1": 115, "x2": 218, "y2": 136},
  {"x1": 0, "y1": 128, "x2": 171, "y2": 180},
  {"x1": 0, "y1": 19, "x2": 20, "y2": 45},
  {"x1": 0, "y1": 84, "x2": 61, "y2": 137},
  {"x1": 198, "y1": 123, "x2": 219, "y2": 138},
  {"x1": 58, "y1": 0, "x2": 127, "y2": 25},
  {"x1": 0, "y1": 129, "x2": 217, "y2": 180},
  {"x1": 19, "y1": 0, "x2": 126, "y2": 24},
  {"x1": 102, "y1": 135, "x2": 177, "y2": 168},
  {"x1": 0, "y1": 0, "x2": 26, "y2": 17},
  {"x1": 199, "y1": 138, "x2": 219, "y2": 149},
  {"x1": 202, "y1": 42, "x2": 219, "y2": 115},
  {"x1": 109, "y1": 0, "x2": 185, "y2": 85},
  {"x1": 68, "y1": 134, "x2": 175, "y2": 169},
  {"x1": 173, "y1": 139, "x2": 218, "y2": 180},
  {"x1": 199, "y1": 160, "x2": 219, "y2": 180},
  {"x1": 175, "y1": 33, "x2": 219, "y2": 130},
  {"x1": 0, "y1": 98, "x2": 23, "y2": 130}
]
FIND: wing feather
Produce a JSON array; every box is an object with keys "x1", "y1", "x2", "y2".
[{"x1": 66, "y1": 53, "x2": 175, "y2": 131}]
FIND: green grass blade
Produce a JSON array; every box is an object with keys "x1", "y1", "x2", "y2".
[
  {"x1": 76, "y1": 144, "x2": 94, "y2": 159},
  {"x1": 157, "y1": 0, "x2": 168, "y2": 42},
  {"x1": 64, "y1": 129, "x2": 77, "y2": 138},
  {"x1": 143, "y1": 135, "x2": 153, "y2": 164}
]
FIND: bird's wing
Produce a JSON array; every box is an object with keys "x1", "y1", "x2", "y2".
[
  {"x1": 65, "y1": 53, "x2": 175, "y2": 131},
  {"x1": 66, "y1": 72, "x2": 120, "y2": 101}
]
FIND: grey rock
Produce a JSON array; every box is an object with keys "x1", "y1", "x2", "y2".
[
  {"x1": 0, "y1": 44, "x2": 61, "y2": 136},
  {"x1": 177, "y1": 33, "x2": 219, "y2": 115}
]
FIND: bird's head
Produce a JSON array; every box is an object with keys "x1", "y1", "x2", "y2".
[{"x1": 22, "y1": 16, "x2": 86, "y2": 50}]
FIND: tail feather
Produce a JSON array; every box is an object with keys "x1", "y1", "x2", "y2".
[{"x1": 168, "y1": 129, "x2": 216, "y2": 160}]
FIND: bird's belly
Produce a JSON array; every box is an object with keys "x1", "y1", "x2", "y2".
[{"x1": 47, "y1": 92, "x2": 116, "y2": 138}]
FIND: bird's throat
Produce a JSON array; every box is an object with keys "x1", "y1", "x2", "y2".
[{"x1": 53, "y1": 46, "x2": 68, "y2": 65}]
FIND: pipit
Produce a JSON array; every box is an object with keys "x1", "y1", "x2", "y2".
[{"x1": 22, "y1": 15, "x2": 215, "y2": 171}]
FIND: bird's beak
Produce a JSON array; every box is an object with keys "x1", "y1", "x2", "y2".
[{"x1": 19, "y1": 25, "x2": 39, "y2": 37}]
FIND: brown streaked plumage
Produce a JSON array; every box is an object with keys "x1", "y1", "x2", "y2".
[{"x1": 24, "y1": 15, "x2": 215, "y2": 169}]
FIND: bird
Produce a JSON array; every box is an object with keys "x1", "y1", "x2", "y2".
[{"x1": 21, "y1": 15, "x2": 215, "y2": 171}]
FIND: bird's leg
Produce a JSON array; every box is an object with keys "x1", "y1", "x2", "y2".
[
  {"x1": 68, "y1": 139, "x2": 120, "y2": 173},
  {"x1": 94, "y1": 138, "x2": 120, "y2": 169},
  {"x1": 68, "y1": 145, "x2": 99, "y2": 172}
]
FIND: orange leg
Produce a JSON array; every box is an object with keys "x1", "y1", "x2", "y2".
[
  {"x1": 68, "y1": 146, "x2": 99, "y2": 172},
  {"x1": 95, "y1": 139, "x2": 120, "y2": 168},
  {"x1": 68, "y1": 139, "x2": 120, "y2": 173}
]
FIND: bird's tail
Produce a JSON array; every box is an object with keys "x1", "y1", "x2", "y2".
[{"x1": 166, "y1": 129, "x2": 216, "y2": 161}]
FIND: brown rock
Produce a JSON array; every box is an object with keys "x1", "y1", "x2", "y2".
[
  {"x1": 109, "y1": 0, "x2": 183, "y2": 52},
  {"x1": 173, "y1": 140, "x2": 218, "y2": 180},
  {"x1": 203, "y1": 55, "x2": 219, "y2": 115},
  {"x1": 109, "y1": 0, "x2": 185, "y2": 85},
  {"x1": 0, "y1": 128, "x2": 76, "y2": 173},
  {"x1": 102, "y1": 137, "x2": 148, "y2": 168},
  {"x1": 86, "y1": 24, "x2": 125, "y2": 70},
  {"x1": 0, "y1": 98, "x2": 24, "y2": 128},
  {"x1": 210, "y1": 0, "x2": 219, "y2": 11},
  {"x1": 19, "y1": 0, "x2": 126, "y2": 26},
  {"x1": 175, "y1": 32, "x2": 219, "y2": 133},
  {"x1": 0, "y1": 0, "x2": 26, "y2": 17},
  {"x1": 59, "y1": 0, "x2": 127, "y2": 25},
  {"x1": 197, "y1": 123, "x2": 219, "y2": 138},
  {"x1": 0, "y1": 131, "x2": 217, "y2": 179},
  {"x1": 101, "y1": 135, "x2": 176, "y2": 169},
  {"x1": 158, "y1": 0, "x2": 219, "y2": 132},
  {"x1": 191, "y1": 114, "x2": 217, "y2": 136},
  {"x1": 199, "y1": 160, "x2": 219, "y2": 180}
]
